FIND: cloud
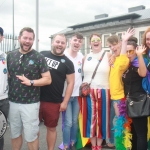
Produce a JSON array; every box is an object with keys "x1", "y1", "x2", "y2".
[{"x1": 0, "y1": 0, "x2": 150, "y2": 50}]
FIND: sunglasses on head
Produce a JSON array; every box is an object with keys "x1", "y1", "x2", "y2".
[
  {"x1": 91, "y1": 37, "x2": 101, "y2": 43},
  {"x1": 126, "y1": 50, "x2": 135, "y2": 55}
]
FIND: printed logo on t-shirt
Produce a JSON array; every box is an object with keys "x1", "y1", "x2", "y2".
[{"x1": 45, "y1": 57, "x2": 60, "y2": 69}]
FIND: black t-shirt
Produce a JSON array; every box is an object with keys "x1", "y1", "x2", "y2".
[
  {"x1": 40, "y1": 51, "x2": 75, "y2": 103},
  {"x1": 7, "y1": 49, "x2": 49, "y2": 104},
  {"x1": 122, "y1": 65, "x2": 146, "y2": 97}
]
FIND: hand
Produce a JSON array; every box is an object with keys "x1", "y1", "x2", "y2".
[
  {"x1": 59, "y1": 101, "x2": 68, "y2": 112},
  {"x1": 136, "y1": 45, "x2": 146, "y2": 56},
  {"x1": 122, "y1": 28, "x2": 135, "y2": 42},
  {"x1": 108, "y1": 54, "x2": 116, "y2": 67},
  {"x1": 16, "y1": 74, "x2": 31, "y2": 86}
]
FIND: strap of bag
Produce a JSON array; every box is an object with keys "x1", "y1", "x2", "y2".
[{"x1": 89, "y1": 50, "x2": 109, "y2": 85}]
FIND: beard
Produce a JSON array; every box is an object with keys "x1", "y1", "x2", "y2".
[
  {"x1": 52, "y1": 46, "x2": 65, "y2": 56},
  {"x1": 20, "y1": 43, "x2": 32, "y2": 53}
]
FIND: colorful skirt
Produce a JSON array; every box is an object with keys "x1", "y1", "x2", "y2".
[{"x1": 79, "y1": 88, "x2": 110, "y2": 139}]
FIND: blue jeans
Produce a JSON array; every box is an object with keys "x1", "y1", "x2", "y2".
[
  {"x1": 109, "y1": 99, "x2": 120, "y2": 144},
  {"x1": 63, "y1": 97, "x2": 80, "y2": 146}
]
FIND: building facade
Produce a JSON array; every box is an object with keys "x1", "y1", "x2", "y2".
[{"x1": 51, "y1": 5, "x2": 150, "y2": 55}]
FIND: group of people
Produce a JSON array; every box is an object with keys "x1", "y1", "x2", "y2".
[{"x1": 0, "y1": 25, "x2": 150, "y2": 150}]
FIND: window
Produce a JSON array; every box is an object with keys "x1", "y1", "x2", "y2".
[
  {"x1": 80, "y1": 38, "x2": 85, "y2": 55},
  {"x1": 117, "y1": 33, "x2": 122, "y2": 40},
  {"x1": 104, "y1": 35, "x2": 110, "y2": 47},
  {"x1": 139, "y1": 31, "x2": 144, "y2": 45}
]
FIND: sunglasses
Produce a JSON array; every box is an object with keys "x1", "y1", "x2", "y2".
[
  {"x1": 126, "y1": 50, "x2": 135, "y2": 55},
  {"x1": 91, "y1": 37, "x2": 101, "y2": 43},
  {"x1": 19, "y1": 54, "x2": 24, "y2": 64}
]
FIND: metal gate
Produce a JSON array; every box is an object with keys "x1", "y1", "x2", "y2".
[{"x1": 0, "y1": 34, "x2": 19, "y2": 53}]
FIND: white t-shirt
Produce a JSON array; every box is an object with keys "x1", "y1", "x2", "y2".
[
  {"x1": 0, "y1": 51, "x2": 8, "y2": 100},
  {"x1": 83, "y1": 50, "x2": 110, "y2": 89},
  {"x1": 63, "y1": 50, "x2": 83, "y2": 96}
]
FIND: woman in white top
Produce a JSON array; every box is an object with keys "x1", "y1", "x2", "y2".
[{"x1": 82, "y1": 33, "x2": 111, "y2": 150}]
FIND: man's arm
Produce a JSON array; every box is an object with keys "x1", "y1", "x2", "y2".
[
  {"x1": 59, "y1": 73, "x2": 75, "y2": 112},
  {"x1": 16, "y1": 71, "x2": 52, "y2": 86}
]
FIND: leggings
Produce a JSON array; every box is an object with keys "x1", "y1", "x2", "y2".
[{"x1": 132, "y1": 117, "x2": 147, "y2": 150}]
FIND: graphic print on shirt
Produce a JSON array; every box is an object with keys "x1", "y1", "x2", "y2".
[
  {"x1": 45, "y1": 57, "x2": 60, "y2": 69},
  {"x1": 122, "y1": 69, "x2": 129, "y2": 79}
]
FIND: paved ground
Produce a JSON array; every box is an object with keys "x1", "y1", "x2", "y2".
[{"x1": 3, "y1": 114, "x2": 112, "y2": 150}]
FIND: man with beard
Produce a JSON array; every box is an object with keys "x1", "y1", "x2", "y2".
[
  {"x1": 40, "y1": 34, "x2": 75, "y2": 150},
  {"x1": 0, "y1": 27, "x2": 9, "y2": 150},
  {"x1": 7, "y1": 27, "x2": 51, "y2": 150}
]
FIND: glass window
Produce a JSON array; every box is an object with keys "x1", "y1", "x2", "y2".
[
  {"x1": 117, "y1": 33, "x2": 122, "y2": 40},
  {"x1": 104, "y1": 35, "x2": 110, "y2": 47},
  {"x1": 80, "y1": 38, "x2": 85, "y2": 55},
  {"x1": 139, "y1": 31, "x2": 144, "y2": 45}
]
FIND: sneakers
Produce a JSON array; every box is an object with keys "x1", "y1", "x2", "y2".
[{"x1": 70, "y1": 144, "x2": 76, "y2": 150}]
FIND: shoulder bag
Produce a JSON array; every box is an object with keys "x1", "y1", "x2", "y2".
[{"x1": 79, "y1": 50, "x2": 109, "y2": 97}]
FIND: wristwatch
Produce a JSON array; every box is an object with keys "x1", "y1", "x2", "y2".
[{"x1": 30, "y1": 80, "x2": 34, "y2": 86}]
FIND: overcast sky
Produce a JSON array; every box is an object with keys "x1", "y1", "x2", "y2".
[{"x1": 0, "y1": 0, "x2": 150, "y2": 51}]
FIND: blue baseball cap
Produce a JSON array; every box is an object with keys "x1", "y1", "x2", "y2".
[{"x1": 0, "y1": 27, "x2": 4, "y2": 36}]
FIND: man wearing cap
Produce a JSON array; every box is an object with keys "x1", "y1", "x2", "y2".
[{"x1": 0, "y1": 27, "x2": 9, "y2": 150}]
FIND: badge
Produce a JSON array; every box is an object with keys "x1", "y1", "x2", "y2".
[
  {"x1": 0, "y1": 110, "x2": 7, "y2": 139},
  {"x1": 3, "y1": 68, "x2": 7, "y2": 74},
  {"x1": 87, "y1": 57, "x2": 92, "y2": 61},
  {"x1": 78, "y1": 68, "x2": 81, "y2": 73},
  {"x1": 29, "y1": 60, "x2": 34, "y2": 65},
  {"x1": 61, "y1": 59, "x2": 65, "y2": 63}
]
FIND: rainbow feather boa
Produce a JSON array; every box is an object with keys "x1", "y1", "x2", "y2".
[{"x1": 114, "y1": 98, "x2": 132, "y2": 150}]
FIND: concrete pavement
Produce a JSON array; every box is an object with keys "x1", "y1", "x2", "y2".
[{"x1": 3, "y1": 114, "x2": 112, "y2": 150}]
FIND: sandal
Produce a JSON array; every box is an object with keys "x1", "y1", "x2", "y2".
[
  {"x1": 91, "y1": 146, "x2": 97, "y2": 150},
  {"x1": 96, "y1": 145, "x2": 102, "y2": 150}
]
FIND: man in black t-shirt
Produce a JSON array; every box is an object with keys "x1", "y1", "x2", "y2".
[
  {"x1": 7, "y1": 27, "x2": 51, "y2": 150},
  {"x1": 40, "y1": 34, "x2": 75, "y2": 150}
]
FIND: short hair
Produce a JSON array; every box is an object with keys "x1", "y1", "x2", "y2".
[
  {"x1": 142, "y1": 27, "x2": 150, "y2": 54},
  {"x1": 72, "y1": 32, "x2": 83, "y2": 39},
  {"x1": 90, "y1": 33, "x2": 101, "y2": 42},
  {"x1": 127, "y1": 37, "x2": 138, "y2": 49},
  {"x1": 19, "y1": 27, "x2": 35, "y2": 39},
  {"x1": 52, "y1": 34, "x2": 67, "y2": 42},
  {"x1": 107, "y1": 35, "x2": 120, "y2": 45}
]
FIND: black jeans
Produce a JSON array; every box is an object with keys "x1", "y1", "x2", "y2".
[
  {"x1": 132, "y1": 117, "x2": 147, "y2": 150},
  {"x1": 0, "y1": 99, "x2": 9, "y2": 150}
]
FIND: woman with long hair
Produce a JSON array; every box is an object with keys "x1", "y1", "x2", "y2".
[{"x1": 122, "y1": 37, "x2": 147, "y2": 150}]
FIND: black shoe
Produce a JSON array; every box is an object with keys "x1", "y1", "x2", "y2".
[
  {"x1": 102, "y1": 144, "x2": 115, "y2": 149},
  {"x1": 70, "y1": 145, "x2": 76, "y2": 150}
]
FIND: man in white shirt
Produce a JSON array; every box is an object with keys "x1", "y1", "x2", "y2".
[
  {"x1": 0, "y1": 27, "x2": 9, "y2": 150},
  {"x1": 62, "y1": 32, "x2": 84, "y2": 150}
]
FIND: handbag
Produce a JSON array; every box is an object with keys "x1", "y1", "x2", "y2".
[
  {"x1": 79, "y1": 50, "x2": 108, "y2": 97},
  {"x1": 126, "y1": 67, "x2": 150, "y2": 118},
  {"x1": 126, "y1": 93, "x2": 150, "y2": 118}
]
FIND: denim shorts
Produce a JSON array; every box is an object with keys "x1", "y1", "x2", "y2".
[{"x1": 8, "y1": 101, "x2": 40, "y2": 142}]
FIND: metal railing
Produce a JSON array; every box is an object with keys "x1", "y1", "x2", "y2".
[{"x1": 0, "y1": 34, "x2": 19, "y2": 53}]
